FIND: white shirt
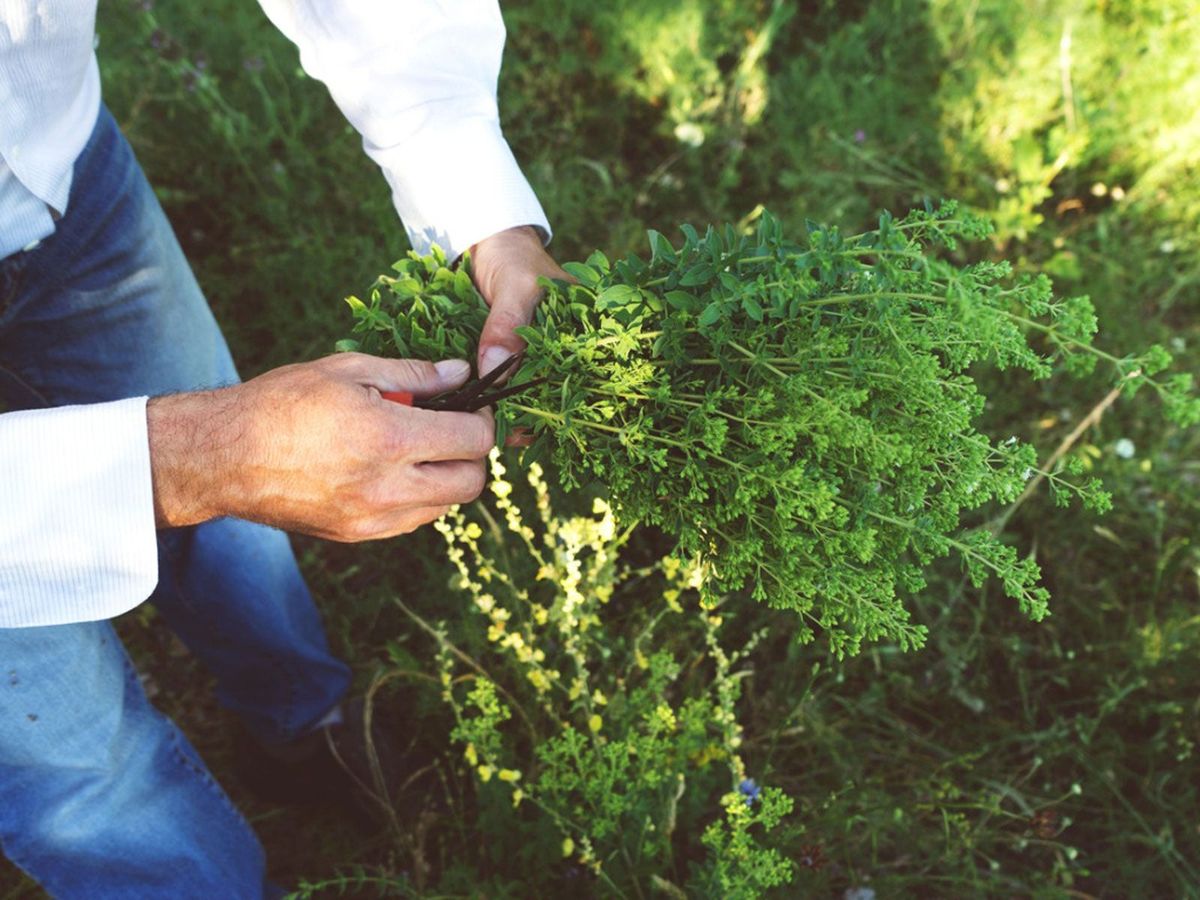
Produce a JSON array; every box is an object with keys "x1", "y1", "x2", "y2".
[{"x1": 0, "y1": 0, "x2": 550, "y2": 627}]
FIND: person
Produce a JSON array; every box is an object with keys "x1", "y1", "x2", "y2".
[{"x1": 0, "y1": 1, "x2": 565, "y2": 895}]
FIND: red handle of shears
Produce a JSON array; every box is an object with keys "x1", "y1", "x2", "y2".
[{"x1": 380, "y1": 390, "x2": 414, "y2": 406}]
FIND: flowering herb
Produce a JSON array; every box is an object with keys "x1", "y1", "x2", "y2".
[
  {"x1": 408, "y1": 450, "x2": 791, "y2": 894},
  {"x1": 340, "y1": 202, "x2": 1197, "y2": 655},
  {"x1": 739, "y1": 778, "x2": 762, "y2": 806}
]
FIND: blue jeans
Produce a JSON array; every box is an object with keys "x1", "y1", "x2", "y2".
[{"x1": 0, "y1": 107, "x2": 351, "y2": 898}]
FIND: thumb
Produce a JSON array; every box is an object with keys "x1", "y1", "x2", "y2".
[
  {"x1": 478, "y1": 293, "x2": 535, "y2": 382},
  {"x1": 333, "y1": 353, "x2": 471, "y2": 398},
  {"x1": 387, "y1": 358, "x2": 472, "y2": 397}
]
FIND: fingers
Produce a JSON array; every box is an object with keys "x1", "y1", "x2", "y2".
[
  {"x1": 504, "y1": 425, "x2": 534, "y2": 448},
  {"x1": 479, "y1": 294, "x2": 538, "y2": 380},
  {"x1": 398, "y1": 406, "x2": 495, "y2": 462},
  {"x1": 339, "y1": 504, "x2": 453, "y2": 543},
  {"x1": 413, "y1": 458, "x2": 489, "y2": 505},
  {"x1": 470, "y1": 225, "x2": 569, "y2": 380},
  {"x1": 328, "y1": 352, "x2": 471, "y2": 398}
]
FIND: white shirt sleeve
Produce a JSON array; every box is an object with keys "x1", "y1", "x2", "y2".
[
  {"x1": 0, "y1": 398, "x2": 158, "y2": 628},
  {"x1": 256, "y1": 0, "x2": 552, "y2": 259}
]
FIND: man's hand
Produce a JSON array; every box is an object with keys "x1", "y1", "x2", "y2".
[
  {"x1": 470, "y1": 225, "x2": 569, "y2": 378},
  {"x1": 146, "y1": 353, "x2": 493, "y2": 541}
]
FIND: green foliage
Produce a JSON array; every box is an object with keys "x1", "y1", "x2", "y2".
[
  {"x1": 343, "y1": 204, "x2": 1192, "y2": 655},
  {"x1": 39, "y1": 2, "x2": 1196, "y2": 898},
  {"x1": 696, "y1": 787, "x2": 795, "y2": 898},
  {"x1": 411, "y1": 455, "x2": 793, "y2": 896}
]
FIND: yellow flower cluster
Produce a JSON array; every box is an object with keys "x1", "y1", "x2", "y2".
[{"x1": 431, "y1": 446, "x2": 760, "y2": 872}]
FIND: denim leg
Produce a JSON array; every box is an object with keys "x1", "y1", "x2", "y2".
[
  {"x1": 0, "y1": 622, "x2": 268, "y2": 899},
  {"x1": 0, "y1": 106, "x2": 350, "y2": 744},
  {"x1": 0, "y1": 107, "x2": 352, "y2": 892}
]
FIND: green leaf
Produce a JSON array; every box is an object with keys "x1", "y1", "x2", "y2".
[
  {"x1": 562, "y1": 262, "x2": 600, "y2": 287},
  {"x1": 596, "y1": 284, "x2": 640, "y2": 309},
  {"x1": 698, "y1": 302, "x2": 723, "y2": 327},
  {"x1": 334, "y1": 338, "x2": 360, "y2": 352},
  {"x1": 680, "y1": 264, "x2": 715, "y2": 286},
  {"x1": 664, "y1": 290, "x2": 696, "y2": 311},
  {"x1": 647, "y1": 229, "x2": 677, "y2": 264}
]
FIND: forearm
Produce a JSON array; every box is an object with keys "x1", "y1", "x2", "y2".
[{"x1": 146, "y1": 387, "x2": 243, "y2": 528}]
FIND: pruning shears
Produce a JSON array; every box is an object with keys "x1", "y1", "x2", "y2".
[{"x1": 381, "y1": 352, "x2": 545, "y2": 412}]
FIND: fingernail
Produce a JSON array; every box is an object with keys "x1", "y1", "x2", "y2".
[
  {"x1": 480, "y1": 346, "x2": 512, "y2": 379},
  {"x1": 435, "y1": 358, "x2": 470, "y2": 382}
]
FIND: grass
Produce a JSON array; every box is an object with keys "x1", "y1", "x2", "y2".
[{"x1": 4, "y1": 0, "x2": 1199, "y2": 896}]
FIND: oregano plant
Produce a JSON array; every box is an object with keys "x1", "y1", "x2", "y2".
[{"x1": 339, "y1": 202, "x2": 1198, "y2": 655}]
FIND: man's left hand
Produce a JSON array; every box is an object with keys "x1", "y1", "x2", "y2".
[{"x1": 470, "y1": 225, "x2": 568, "y2": 379}]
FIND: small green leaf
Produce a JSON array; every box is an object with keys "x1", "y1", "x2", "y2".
[
  {"x1": 680, "y1": 264, "x2": 715, "y2": 287},
  {"x1": 597, "y1": 284, "x2": 640, "y2": 309},
  {"x1": 665, "y1": 290, "x2": 696, "y2": 311},
  {"x1": 563, "y1": 262, "x2": 600, "y2": 287},
  {"x1": 647, "y1": 229, "x2": 677, "y2": 265}
]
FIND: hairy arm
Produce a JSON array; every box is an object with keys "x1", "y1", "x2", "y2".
[{"x1": 147, "y1": 353, "x2": 493, "y2": 540}]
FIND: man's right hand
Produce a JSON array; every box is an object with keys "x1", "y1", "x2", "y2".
[{"x1": 146, "y1": 353, "x2": 492, "y2": 540}]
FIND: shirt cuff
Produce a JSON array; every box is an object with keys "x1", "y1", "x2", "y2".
[
  {"x1": 366, "y1": 113, "x2": 552, "y2": 260},
  {"x1": 0, "y1": 398, "x2": 158, "y2": 628}
]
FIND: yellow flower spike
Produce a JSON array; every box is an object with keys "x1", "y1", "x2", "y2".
[
  {"x1": 477, "y1": 764, "x2": 494, "y2": 783},
  {"x1": 588, "y1": 714, "x2": 603, "y2": 733},
  {"x1": 464, "y1": 522, "x2": 483, "y2": 540},
  {"x1": 491, "y1": 480, "x2": 513, "y2": 499},
  {"x1": 592, "y1": 689, "x2": 608, "y2": 706},
  {"x1": 561, "y1": 837, "x2": 575, "y2": 858},
  {"x1": 635, "y1": 649, "x2": 650, "y2": 670},
  {"x1": 511, "y1": 788, "x2": 525, "y2": 808},
  {"x1": 464, "y1": 743, "x2": 478, "y2": 766},
  {"x1": 498, "y1": 768, "x2": 521, "y2": 783},
  {"x1": 597, "y1": 516, "x2": 615, "y2": 542}
]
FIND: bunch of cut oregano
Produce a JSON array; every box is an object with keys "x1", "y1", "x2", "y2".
[{"x1": 338, "y1": 202, "x2": 1198, "y2": 655}]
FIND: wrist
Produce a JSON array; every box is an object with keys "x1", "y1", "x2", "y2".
[{"x1": 146, "y1": 387, "x2": 243, "y2": 527}]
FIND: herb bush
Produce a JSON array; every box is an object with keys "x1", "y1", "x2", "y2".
[
  {"x1": 340, "y1": 203, "x2": 1197, "y2": 655},
  {"x1": 395, "y1": 452, "x2": 795, "y2": 896}
]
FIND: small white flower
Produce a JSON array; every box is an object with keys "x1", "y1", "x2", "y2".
[
  {"x1": 674, "y1": 122, "x2": 705, "y2": 148},
  {"x1": 1114, "y1": 438, "x2": 1135, "y2": 459}
]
